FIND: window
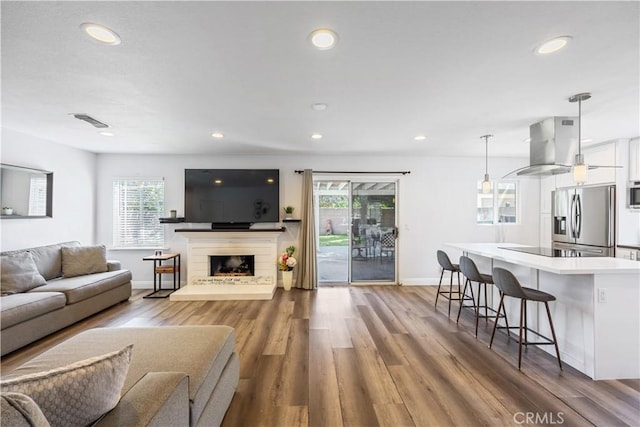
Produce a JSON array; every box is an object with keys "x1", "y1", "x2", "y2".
[
  {"x1": 113, "y1": 178, "x2": 165, "y2": 247},
  {"x1": 477, "y1": 181, "x2": 518, "y2": 224},
  {"x1": 28, "y1": 175, "x2": 47, "y2": 216}
]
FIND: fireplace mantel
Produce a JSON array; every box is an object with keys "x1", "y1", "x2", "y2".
[
  {"x1": 169, "y1": 229, "x2": 283, "y2": 301},
  {"x1": 174, "y1": 227, "x2": 285, "y2": 233}
]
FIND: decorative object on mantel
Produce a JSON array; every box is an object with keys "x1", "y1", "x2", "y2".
[
  {"x1": 283, "y1": 206, "x2": 295, "y2": 219},
  {"x1": 2, "y1": 207, "x2": 13, "y2": 215},
  {"x1": 278, "y1": 245, "x2": 297, "y2": 291},
  {"x1": 170, "y1": 209, "x2": 177, "y2": 218},
  {"x1": 480, "y1": 134, "x2": 493, "y2": 194}
]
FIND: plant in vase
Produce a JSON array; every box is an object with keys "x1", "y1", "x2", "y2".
[
  {"x1": 278, "y1": 245, "x2": 297, "y2": 290},
  {"x1": 283, "y1": 206, "x2": 295, "y2": 219}
]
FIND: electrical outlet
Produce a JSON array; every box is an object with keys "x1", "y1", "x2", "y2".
[{"x1": 598, "y1": 288, "x2": 607, "y2": 303}]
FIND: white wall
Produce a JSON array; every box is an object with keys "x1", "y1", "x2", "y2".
[
  {"x1": 96, "y1": 153, "x2": 539, "y2": 286},
  {"x1": 1, "y1": 129, "x2": 97, "y2": 251}
]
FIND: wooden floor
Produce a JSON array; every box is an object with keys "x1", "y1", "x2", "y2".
[{"x1": 2, "y1": 286, "x2": 639, "y2": 426}]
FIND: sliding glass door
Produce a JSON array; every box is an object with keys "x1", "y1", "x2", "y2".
[
  {"x1": 315, "y1": 180, "x2": 350, "y2": 283},
  {"x1": 350, "y1": 181, "x2": 397, "y2": 283},
  {"x1": 315, "y1": 178, "x2": 398, "y2": 284}
]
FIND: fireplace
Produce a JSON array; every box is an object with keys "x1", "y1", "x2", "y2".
[
  {"x1": 172, "y1": 230, "x2": 282, "y2": 301},
  {"x1": 210, "y1": 255, "x2": 255, "y2": 276}
]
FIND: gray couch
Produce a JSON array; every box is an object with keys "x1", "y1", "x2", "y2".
[
  {"x1": 2, "y1": 325, "x2": 239, "y2": 427},
  {"x1": 0, "y1": 241, "x2": 132, "y2": 356}
]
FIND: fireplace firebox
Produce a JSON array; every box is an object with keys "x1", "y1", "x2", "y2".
[{"x1": 210, "y1": 255, "x2": 255, "y2": 276}]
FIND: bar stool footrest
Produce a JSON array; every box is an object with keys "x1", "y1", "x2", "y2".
[
  {"x1": 475, "y1": 305, "x2": 505, "y2": 319},
  {"x1": 458, "y1": 298, "x2": 480, "y2": 311},
  {"x1": 438, "y1": 290, "x2": 465, "y2": 301},
  {"x1": 495, "y1": 326, "x2": 556, "y2": 346}
]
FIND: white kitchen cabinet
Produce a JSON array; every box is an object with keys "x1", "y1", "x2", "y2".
[
  {"x1": 539, "y1": 213, "x2": 551, "y2": 248},
  {"x1": 554, "y1": 169, "x2": 574, "y2": 188},
  {"x1": 538, "y1": 175, "x2": 555, "y2": 247},
  {"x1": 554, "y1": 141, "x2": 617, "y2": 188},
  {"x1": 584, "y1": 142, "x2": 616, "y2": 185},
  {"x1": 629, "y1": 138, "x2": 640, "y2": 182},
  {"x1": 540, "y1": 175, "x2": 555, "y2": 214}
]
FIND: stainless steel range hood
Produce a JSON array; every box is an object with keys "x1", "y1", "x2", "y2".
[{"x1": 505, "y1": 116, "x2": 578, "y2": 177}]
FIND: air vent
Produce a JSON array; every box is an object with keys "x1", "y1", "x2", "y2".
[{"x1": 71, "y1": 114, "x2": 110, "y2": 128}]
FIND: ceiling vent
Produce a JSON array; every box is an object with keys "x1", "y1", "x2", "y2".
[{"x1": 71, "y1": 114, "x2": 110, "y2": 128}]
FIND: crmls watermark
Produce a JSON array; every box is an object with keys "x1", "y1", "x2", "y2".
[{"x1": 513, "y1": 412, "x2": 565, "y2": 425}]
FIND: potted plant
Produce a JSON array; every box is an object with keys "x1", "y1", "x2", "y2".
[
  {"x1": 278, "y1": 246, "x2": 297, "y2": 290},
  {"x1": 2, "y1": 207, "x2": 13, "y2": 215},
  {"x1": 283, "y1": 206, "x2": 295, "y2": 219}
]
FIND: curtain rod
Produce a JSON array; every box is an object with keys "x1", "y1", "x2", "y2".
[{"x1": 294, "y1": 170, "x2": 410, "y2": 175}]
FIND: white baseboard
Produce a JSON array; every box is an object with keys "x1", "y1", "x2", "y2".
[
  {"x1": 132, "y1": 281, "x2": 153, "y2": 289},
  {"x1": 400, "y1": 277, "x2": 440, "y2": 286},
  {"x1": 131, "y1": 281, "x2": 186, "y2": 290}
]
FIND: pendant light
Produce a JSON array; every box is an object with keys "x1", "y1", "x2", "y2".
[
  {"x1": 569, "y1": 92, "x2": 591, "y2": 185},
  {"x1": 480, "y1": 134, "x2": 493, "y2": 193}
]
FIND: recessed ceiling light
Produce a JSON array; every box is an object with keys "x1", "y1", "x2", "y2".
[
  {"x1": 414, "y1": 135, "x2": 427, "y2": 141},
  {"x1": 211, "y1": 132, "x2": 224, "y2": 139},
  {"x1": 309, "y1": 28, "x2": 338, "y2": 50},
  {"x1": 535, "y1": 36, "x2": 572, "y2": 55},
  {"x1": 214, "y1": 179, "x2": 222, "y2": 184},
  {"x1": 312, "y1": 103, "x2": 328, "y2": 111},
  {"x1": 99, "y1": 131, "x2": 114, "y2": 137},
  {"x1": 311, "y1": 133, "x2": 323, "y2": 140},
  {"x1": 80, "y1": 23, "x2": 121, "y2": 45}
]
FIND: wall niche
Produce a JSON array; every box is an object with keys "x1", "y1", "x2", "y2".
[{"x1": 1, "y1": 163, "x2": 53, "y2": 218}]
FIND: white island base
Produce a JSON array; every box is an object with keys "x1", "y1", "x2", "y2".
[{"x1": 446, "y1": 243, "x2": 640, "y2": 380}]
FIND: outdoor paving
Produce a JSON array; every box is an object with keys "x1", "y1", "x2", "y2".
[{"x1": 317, "y1": 246, "x2": 394, "y2": 283}]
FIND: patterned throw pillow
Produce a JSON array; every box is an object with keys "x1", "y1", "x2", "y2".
[
  {"x1": 61, "y1": 245, "x2": 108, "y2": 278},
  {"x1": 0, "y1": 344, "x2": 133, "y2": 427},
  {"x1": 0, "y1": 392, "x2": 50, "y2": 427},
  {"x1": 0, "y1": 252, "x2": 47, "y2": 295}
]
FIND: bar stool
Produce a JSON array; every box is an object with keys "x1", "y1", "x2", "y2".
[
  {"x1": 489, "y1": 267, "x2": 562, "y2": 370},
  {"x1": 435, "y1": 250, "x2": 462, "y2": 316},
  {"x1": 457, "y1": 256, "x2": 505, "y2": 337}
]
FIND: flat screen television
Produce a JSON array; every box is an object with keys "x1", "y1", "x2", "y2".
[{"x1": 184, "y1": 169, "x2": 279, "y2": 227}]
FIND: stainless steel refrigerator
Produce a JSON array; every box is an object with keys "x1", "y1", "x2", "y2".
[{"x1": 552, "y1": 185, "x2": 615, "y2": 256}]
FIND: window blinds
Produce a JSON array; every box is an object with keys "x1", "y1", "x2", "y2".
[
  {"x1": 113, "y1": 178, "x2": 165, "y2": 247},
  {"x1": 28, "y1": 175, "x2": 47, "y2": 216}
]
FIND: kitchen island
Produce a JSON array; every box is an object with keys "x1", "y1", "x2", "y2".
[{"x1": 446, "y1": 243, "x2": 640, "y2": 380}]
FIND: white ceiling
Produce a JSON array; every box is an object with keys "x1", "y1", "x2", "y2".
[{"x1": 2, "y1": 1, "x2": 639, "y2": 158}]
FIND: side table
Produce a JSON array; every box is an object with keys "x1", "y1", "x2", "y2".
[{"x1": 142, "y1": 253, "x2": 181, "y2": 298}]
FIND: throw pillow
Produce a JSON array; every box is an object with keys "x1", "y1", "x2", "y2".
[
  {"x1": 0, "y1": 252, "x2": 47, "y2": 295},
  {"x1": 0, "y1": 344, "x2": 133, "y2": 427},
  {"x1": 0, "y1": 392, "x2": 50, "y2": 427},
  {"x1": 61, "y1": 245, "x2": 108, "y2": 278}
]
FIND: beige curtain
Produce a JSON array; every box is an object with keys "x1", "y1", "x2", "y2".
[{"x1": 296, "y1": 169, "x2": 317, "y2": 289}]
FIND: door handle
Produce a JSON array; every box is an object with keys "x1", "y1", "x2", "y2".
[
  {"x1": 575, "y1": 194, "x2": 582, "y2": 239},
  {"x1": 570, "y1": 194, "x2": 576, "y2": 238},
  {"x1": 392, "y1": 227, "x2": 398, "y2": 239}
]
